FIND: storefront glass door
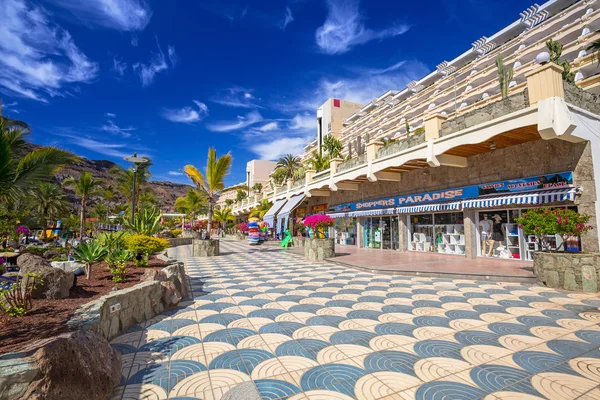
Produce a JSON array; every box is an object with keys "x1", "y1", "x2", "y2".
[
  {"x1": 363, "y1": 217, "x2": 382, "y2": 249},
  {"x1": 381, "y1": 216, "x2": 399, "y2": 250},
  {"x1": 335, "y1": 217, "x2": 357, "y2": 246}
]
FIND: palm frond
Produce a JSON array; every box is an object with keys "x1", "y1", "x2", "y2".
[{"x1": 13, "y1": 147, "x2": 76, "y2": 193}]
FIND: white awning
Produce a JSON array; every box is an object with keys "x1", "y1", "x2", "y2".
[
  {"x1": 277, "y1": 195, "x2": 306, "y2": 219},
  {"x1": 328, "y1": 208, "x2": 396, "y2": 218},
  {"x1": 396, "y1": 200, "x2": 462, "y2": 214},
  {"x1": 462, "y1": 188, "x2": 580, "y2": 209},
  {"x1": 263, "y1": 198, "x2": 287, "y2": 228}
]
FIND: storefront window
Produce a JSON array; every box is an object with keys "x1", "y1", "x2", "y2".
[
  {"x1": 409, "y1": 213, "x2": 465, "y2": 254},
  {"x1": 363, "y1": 217, "x2": 382, "y2": 249},
  {"x1": 335, "y1": 217, "x2": 356, "y2": 245}
]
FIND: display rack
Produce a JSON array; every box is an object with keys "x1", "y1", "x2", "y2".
[
  {"x1": 411, "y1": 232, "x2": 431, "y2": 252},
  {"x1": 505, "y1": 223, "x2": 521, "y2": 259},
  {"x1": 437, "y1": 224, "x2": 465, "y2": 255}
]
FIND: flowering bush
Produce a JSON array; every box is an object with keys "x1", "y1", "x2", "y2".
[
  {"x1": 238, "y1": 222, "x2": 249, "y2": 233},
  {"x1": 514, "y1": 207, "x2": 593, "y2": 252},
  {"x1": 304, "y1": 215, "x2": 334, "y2": 238},
  {"x1": 15, "y1": 226, "x2": 30, "y2": 236}
]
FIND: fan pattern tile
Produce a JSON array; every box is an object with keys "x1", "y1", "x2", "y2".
[{"x1": 110, "y1": 240, "x2": 600, "y2": 400}]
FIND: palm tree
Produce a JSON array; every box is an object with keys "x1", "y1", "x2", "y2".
[
  {"x1": 225, "y1": 199, "x2": 234, "y2": 207},
  {"x1": 174, "y1": 189, "x2": 206, "y2": 222},
  {"x1": 308, "y1": 151, "x2": 330, "y2": 172},
  {"x1": 184, "y1": 148, "x2": 232, "y2": 240},
  {"x1": 250, "y1": 199, "x2": 272, "y2": 219},
  {"x1": 110, "y1": 162, "x2": 152, "y2": 212},
  {"x1": 236, "y1": 189, "x2": 248, "y2": 202},
  {"x1": 276, "y1": 154, "x2": 301, "y2": 181},
  {"x1": 213, "y1": 208, "x2": 234, "y2": 231},
  {"x1": 33, "y1": 183, "x2": 69, "y2": 240},
  {"x1": 252, "y1": 183, "x2": 263, "y2": 193},
  {"x1": 0, "y1": 115, "x2": 75, "y2": 203},
  {"x1": 62, "y1": 172, "x2": 103, "y2": 239},
  {"x1": 102, "y1": 185, "x2": 116, "y2": 221}
]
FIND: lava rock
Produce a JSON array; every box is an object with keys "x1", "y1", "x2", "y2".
[
  {"x1": 17, "y1": 254, "x2": 73, "y2": 299},
  {"x1": 42, "y1": 250, "x2": 61, "y2": 260}
]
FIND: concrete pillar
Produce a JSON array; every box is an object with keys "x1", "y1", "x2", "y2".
[
  {"x1": 287, "y1": 179, "x2": 293, "y2": 192},
  {"x1": 356, "y1": 218, "x2": 364, "y2": 248},
  {"x1": 423, "y1": 113, "x2": 448, "y2": 141},
  {"x1": 329, "y1": 157, "x2": 343, "y2": 174},
  {"x1": 397, "y1": 215, "x2": 409, "y2": 252},
  {"x1": 305, "y1": 169, "x2": 316, "y2": 183},
  {"x1": 463, "y1": 210, "x2": 478, "y2": 259},
  {"x1": 525, "y1": 63, "x2": 565, "y2": 105},
  {"x1": 366, "y1": 141, "x2": 383, "y2": 162}
]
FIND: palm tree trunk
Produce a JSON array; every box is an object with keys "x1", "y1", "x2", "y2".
[
  {"x1": 207, "y1": 203, "x2": 213, "y2": 240},
  {"x1": 80, "y1": 198, "x2": 86, "y2": 239}
]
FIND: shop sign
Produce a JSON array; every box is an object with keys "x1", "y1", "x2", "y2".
[
  {"x1": 330, "y1": 172, "x2": 573, "y2": 212},
  {"x1": 311, "y1": 204, "x2": 328, "y2": 214},
  {"x1": 296, "y1": 207, "x2": 308, "y2": 218}
]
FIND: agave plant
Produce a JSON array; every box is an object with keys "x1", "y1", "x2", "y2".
[
  {"x1": 123, "y1": 207, "x2": 162, "y2": 236},
  {"x1": 73, "y1": 240, "x2": 108, "y2": 279}
]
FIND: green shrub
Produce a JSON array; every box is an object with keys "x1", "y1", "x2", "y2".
[
  {"x1": 171, "y1": 229, "x2": 182, "y2": 237},
  {"x1": 105, "y1": 249, "x2": 132, "y2": 282},
  {"x1": 125, "y1": 235, "x2": 169, "y2": 267},
  {"x1": 98, "y1": 231, "x2": 130, "y2": 251},
  {"x1": 124, "y1": 207, "x2": 163, "y2": 236}
]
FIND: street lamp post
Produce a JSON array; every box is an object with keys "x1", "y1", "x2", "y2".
[{"x1": 124, "y1": 154, "x2": 149, "y2": 225}]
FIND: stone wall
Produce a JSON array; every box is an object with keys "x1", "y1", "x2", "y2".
[
  {"x1": 192, "y1": 239, "x2": 220, "y2": 257},
  {"x1": 533, "y1": 252, "x2": 599, "y2": 292},
  {"x1": 68, "y1": 262, "x2": 188, "y2": 341},
  {"x1": 325, "y1": 139, "x2": 598, "y2": 251},
  {"x1": 168, "y1": 237, "x2": 193, "y2": 247},
  {"x1": 304, "y1": 238, "x2": 335, "y2": 261},
  {"x1": 565, "y1": 82, "x2": 600, "y2": 115},
  {"x1": 376, "y1": 131, "x2": 426, "y2": 159},
  {"x1": 440, "y1": 90, "x2": 530, "y2": 137}
]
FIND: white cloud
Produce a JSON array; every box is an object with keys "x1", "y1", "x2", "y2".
[
  {"x1": 57, "y1": 133, "x2": 133, "y2": 158},
  {"x1": 251, "y1": 136, "x2": 312, "y2": 160},
  {"x1": 212, "y1": 87, "x2": 262, "y2": 109},
  {"x1": 257, "y1": 122, "x2": 280, "y2": 132},
  {"x1": 168, "y1": 170, "x2": 184, "y2": 176},
  {"x1": 168, "y1": 46, "x2": 178, "y2": 67},
  {"x1": 112, "y1": 57, "x2": 127, "y2": 76},
  {"x1": 206, "y1": 111, "x2": 263, "y2": 132},
  {"x1": 133, "y1": 37, "x2": 175, "y2": 87},
  {"x1": 0, "y1": 0, "x2": 98, "y2": 102},
  {"x1": 105, "y1": 112, "x2": 116, "y2": 118},
  {"x1": 162, "y1": 100, "x2": 209, "y2": 123},
  {"x1": 315, "y1": 0, "x2": 409, "y2": 55},
  {"x1": 280, "y1": 7, "x2": 294, "y2": 30},
  {"x1": 46, "y1": 0, "x2": 152, "y2": 31},
  {"x1": 101, "y1": 119, "x2": 136, "y2": 137}
]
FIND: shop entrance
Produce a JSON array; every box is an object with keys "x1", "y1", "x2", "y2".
[
  {"x1": 409, "y1": 212, "x2": 465, "y2": 254},
  {"x1": 335, "y1": 217, "x2": 357, "y2": 246},
  {"x1": 362, "y1": 215, "x2": 399, "y2": 250}
]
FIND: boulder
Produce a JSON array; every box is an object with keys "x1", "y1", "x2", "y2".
[
  {"x1": 17, "y1": 254, "x2": 73, "y2": 299},
  {"x1": 42, "y1": 249, "x2": 61, "y2": 260},
  {"x1": 140, "y1": 269, "x2": 159, "y2": 282},
  {"x1": 0, "y1": 330, "x2": 121, "y2": 400},
  {"x1": 161, "y1": 281, "x2": 182, "y2": 308}
]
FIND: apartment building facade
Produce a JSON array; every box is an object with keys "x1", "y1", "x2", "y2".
[{"x1": 234, "y1": 0, "x2": 600, "y2": 263}]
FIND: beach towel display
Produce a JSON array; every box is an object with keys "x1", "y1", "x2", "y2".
[{"x1": 247, "y1": 221, "x2": 260, "y2": 245}]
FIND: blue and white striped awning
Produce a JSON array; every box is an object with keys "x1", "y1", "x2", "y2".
[
  {"x1": 328, "y1": 207, "x2": 396, "y2": 219},
  {"x1": 396, "y1": 200, "x2": 462, "y2": 214},
  {"x1": 462, "y1": 188, "x2": 579, "y2": 209}
]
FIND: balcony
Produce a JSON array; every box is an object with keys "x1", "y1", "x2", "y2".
[
  {"x1": 376, "y1": 131, "x2": 426, "y2": 159},
  {"x1": 337, "y1": 154, "x2": 366, "y2": 173}
]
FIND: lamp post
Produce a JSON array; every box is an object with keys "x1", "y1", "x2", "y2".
[{"x1": 124, "y1": 154, "x2": 149, "y2": 225}]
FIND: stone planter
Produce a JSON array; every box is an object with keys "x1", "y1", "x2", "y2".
[
  {"x1": 533, "y1": 252, "x2": 599, "y2": 292},
  {"x1": 295, "y1": 237, "x2": 306, "y2": 248},
  {"x1": 192, "y1": 239, "x2": 220, "y2": 257},
  {"x1": 304, "y1": 238, "x2": 335, "y2": 261},
  {"x1": 182, "y1": 230, "x2": 201, "y2": 239}
]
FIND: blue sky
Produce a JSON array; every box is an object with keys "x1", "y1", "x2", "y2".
[{"x1": 1, "y1": 0, "x2": 535, "y2": 186}]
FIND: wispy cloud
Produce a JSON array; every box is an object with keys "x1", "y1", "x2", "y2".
[
  {"x1": 112, "y1": 57, "x2": 128, "y2": 76},
  {"x1": 2, "y1": 101, "x2": 20, "y2": 114},
  {"x1": 206, "y1": 111, "x2": 263, "y2": 132},
  {"x1": 133, "y1": 36, "x2": 176, "y2": 87},
  {"x1": 251, "y1": 136, "x2": 311, "y2": 160},
  {"x1": 246, "y1": 113, "x2": 315, "y2": 160},
  {"x1": 105, "y1": 112, "x2": 116, "y2": 118},
  {"x1": 46, "y1": 0, "x2": 152, "y2": 31},
  {"x1": 168, "y1": 170, "x2": 184, "y2": 176},
  {"x1": 168, "y1": 46, "x2": 178, "y2": 66},
  {"x1": 101, "y1": 119, "x2": 136, "y2": 137},
  {"x1": 0, "y1": 0, "x2": 98, "y2": 102},
  {"x1": 162, "y1": 100, "x2": 208, "y2": 124},
  {"x1": 56, "y1": 132, "x2": 134, "y2": 158},
  {"x1": 212, "y1": 87, "x2": 262, "y2": 109},
  {"x1": 279, "y1": 7, "x2": 294, "y2": 30},
  {"x1": 315, "y1": 0, "x2": 409, "y2": 55}
]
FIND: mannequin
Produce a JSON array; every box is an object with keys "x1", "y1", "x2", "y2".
[
  {"x1": 479, "y1": 214, "x2": 492, "y2": 256},
  {"x1": 489, "y1": 214, "x2": 505, "y2": 256}
]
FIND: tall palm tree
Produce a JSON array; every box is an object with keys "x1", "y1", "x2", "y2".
[
  {"x1": 308, "y1": 151, "x2": 330, "y2": 172},
  {"x1": 184, "y1": 148, "x2": 232, "y2": 240},
  {"x1": 213, "y1": 208, "x2": 234, "y2": 231},
  {"x1": 33, "y1": 183, "x2": 69, "y2": 240},
  {"x1": 250, "y1": 199, "x2": 272, "y2": 219},
  {"x1": 62, "y1": 172, "x2": 103, "y2": 238},
  {"x1": 276, "y1": 154, "x2": 301, "y2": 180},
  {"x1": 174, "y1": 189, "x2": 206, "y2": 222},
  {"x1": 110, "y1": 162, "x2": 152, "y2": 212},
  {"x1": 0, "y1": 117, "x2": 75, "y2": 203}
]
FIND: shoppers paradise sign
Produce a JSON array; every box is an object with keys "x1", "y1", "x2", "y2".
[{"x1": 330, "y1": 172, "x2": 574, "y2": 212}]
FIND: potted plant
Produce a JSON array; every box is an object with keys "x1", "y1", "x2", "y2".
[{"x1": 303, "y1": 215, "x2": 335, "y2": 261}]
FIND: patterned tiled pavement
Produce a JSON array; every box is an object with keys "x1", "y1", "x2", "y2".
[{"x1": 110, "y1": 240, "x2": 600, "y2": 400}]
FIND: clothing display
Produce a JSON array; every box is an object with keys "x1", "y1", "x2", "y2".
[{"x1": 492, "y1": 221, "x2": 504, "y2": 241}]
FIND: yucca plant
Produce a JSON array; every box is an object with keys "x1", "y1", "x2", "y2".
[
  {"x1": 73, "y1": 240, "x2": 108, "y2": 279},
  {"x1": 495, "y1": 54, "x2": 514, "y2": 99},
  {"x1": 123, "y1": 206, "x2": 162, "y2": 236}
]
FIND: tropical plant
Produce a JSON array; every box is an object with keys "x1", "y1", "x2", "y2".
[
  {"x1": 184, "y1": 148, "x2": 232, "y2": 240},
  {"x1": 213, "y1": 208, "x2": 234, "y2": 230},
  {"x1": 174, "y1": 189, "x2": 206, "y2": 222},
  {"x1": 515, "y1": 207, "x2": 593, "y2": 252},
  {"x1": 546, "y1": 39, "x2": 575, "y2": 83},
  {"x1": 250, "y1": 199, "x2": 272, "y2": 219},
  {"x1": 32, "y1": 183, "x2": 68, "y2": 240},
  {"x1": 276, "y1": 154, "x2": 301, "y2": 180},
  {"x1": 110, "y1": 161, "x2": 152, "y2": 212},
  {"x1": 225, "y1": 199, "x2": 234, "y2": 206},
  {"x1": 97, "y1": 231, "x2": 129, "y2": 251},
  {"x1": 123, "y1": 206, "x2": 163, "y2": 235},
  {"x1": 271, "y1": 168, "x2": 288, "y2": 186},
  {"x1": 308, "y1": 151, "x2": 330, "y2": 172},
  {"x1": 72, "y1": 240, "x2": 108, "y2": 279},
  {"x1": 252, "y1": 183, "x2": 263, "y2": 193},
  {"x1": 495, "y1": 54, "x2": 514, "y2": 99},
  {"x1": 0, "y1": 272, "x2": 43, "y2": 317},
  {"x1": 62, "y1": 172, "x2": 103, "y2": 239},
  {"x1": 293, "y1": 166, "x2": 308, "y2": 181},
  {"x1": 0, "y1": 111, "x2": 76, "y2": 203},
  {"x1": 125, "y1": 234, "x2": 169, "y2": 267},
  {"x1": 322, "y1": 135, "x2": 343, "y2": 158},
  {"x1": 105, "y1": 249, "x2": 132, "y2": 283},
  {"x1": 171, "y1": 228, "x2": 182, "y2": 237}
]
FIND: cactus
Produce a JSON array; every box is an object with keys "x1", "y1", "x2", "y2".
[{"x1": 495, "y1": 54, "x2": 513, "y2": 99}]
